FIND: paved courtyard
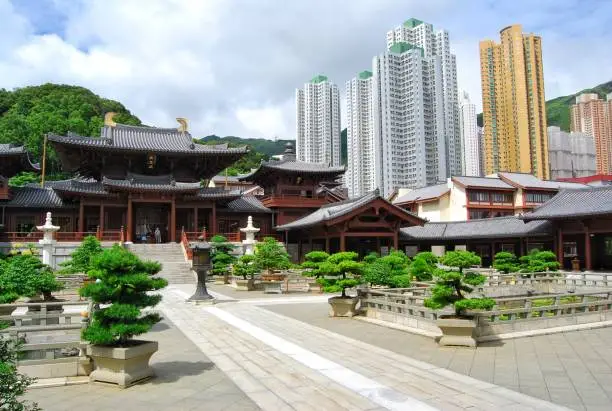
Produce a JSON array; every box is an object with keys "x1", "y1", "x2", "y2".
[{"x1": 25, "y1": 282, "x2": 612, "y2": 410}]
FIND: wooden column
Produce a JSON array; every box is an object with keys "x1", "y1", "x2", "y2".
[
  {"x1": 520, "y1": 237, "x2": 526, "y2": 256},
  {"x1": 557, "y1": 229, "x2": 563, "y2": 267},
  {"x1": 193, "y1": 207, "x2": 198, "y2": 232},
  {"x1": 325, "y1": 236, "x2": 330, "y2": 253},
  {"x1": 170, "y1": 195, "x2": 176, "y2": 242},
  {"x1": 393, "y1": 232, "x2": 399, "y2": 251},
  {"x1": 99, "y1": 203, "x2": 105, "y2": 238},
  {"x1": 211, "y1": 203, "x2": 217, "y2": 235},
  {"x1": 127, "y1": 195, "x2": 133, "y2": 242},
  {"x1": 585, "y1": 225, "x2": 592, "y2": 271},
  {"x1": 340, "y1": 233, "x2": 346, "y2": 252},
  {"x1": 78, "y1": 199, "x2": 84, "y2": 234}
]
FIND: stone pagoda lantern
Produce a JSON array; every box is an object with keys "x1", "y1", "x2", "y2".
[
  {"x1": 37, "y1": 212, "x2": 60, "y2": 268},
  {"x1": 240, "y1": 215, "x2": 260, "y2": 255},
  {"x1": 187, "y1": 240, "x2": 215, "y2": 304}
]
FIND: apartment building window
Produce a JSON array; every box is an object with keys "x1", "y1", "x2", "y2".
[{"x1": 525, "y1": 191, "x2": 555, "y2": 204}]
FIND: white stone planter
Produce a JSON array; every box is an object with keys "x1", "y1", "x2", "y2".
[
  {"x1": 436, "y1": 317, "x2": 477, "y2": 347},
  {"x1": 262, "y1": 281, "x2": 283, "y2": 294},
  {"x1": 328, "y1": 296, "x2": 359, "y2": 317},
  {"x1": 87, "y1": 340, "x2": 158, "y2": 387},
  {"x1": 235, "y1": 278, "x2": 255, "y2": 291}
]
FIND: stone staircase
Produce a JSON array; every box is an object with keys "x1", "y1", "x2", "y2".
[{"x1": 126, "y1": 243, "x2": 195, "y2": 284}]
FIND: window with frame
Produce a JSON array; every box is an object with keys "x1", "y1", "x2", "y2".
[
  {"x1": 491, "y1": 192, "x2": 513, "y2": 204},
  {"x1": 16, "y1": 216, "x2": 36, "y2": 233},
  {"x1": 468, "y1": 190, "x2": 489, "y2": 203},
  {"x1": 525, "y1": 191, "x2": 555, "y2": 204}
]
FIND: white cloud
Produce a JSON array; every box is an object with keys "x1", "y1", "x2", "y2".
[{"x1": 1, "y1": 0, "x2": 611, "y2": 140}]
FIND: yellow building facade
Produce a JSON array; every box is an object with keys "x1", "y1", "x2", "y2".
[{"x1": 480, "y1": 25, "x2": 549, "y2": 179}]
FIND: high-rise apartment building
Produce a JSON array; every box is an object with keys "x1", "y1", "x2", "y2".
[
  {"x1": 295, "y1": 75, "x2": 341, "y2": 166},
  {"x1": 459, "y1": 91, "x2": 480, "y2": 176},
  {"x1": 570, "y1": 93, "x2": 612, "y2": 174},
  {"x1": 479, "y1": 24, "x2": 549, "y2": 179},
  {"x1": 478, "y1": 126, "x2": 486, "y2": 177},
  {"x1": 387, "y1": 18, "x2": 462, "y2": 177},
  {"x1": 346, "y1": 71, "x2": 375, "y2": 198},
  {"x1": 548, "y1": 126, "x2": 596, "y2": 179},
  {"x1": 372, "y1": 41, "x2": 446, "y2": 196}
]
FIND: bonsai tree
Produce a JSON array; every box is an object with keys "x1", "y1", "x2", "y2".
[
  {"x1": 0, "y1": 336, "x2": 40, "y2": 411},
  {"x1": 363, "y1": 250, "x2": 411, "y2": 287},
  {"x1": 520, "y1": 250, "x2": 560, "y2": 272},
  {"x1": 424, "y1": 251, "x2": 495, "y2": 316},
  {"x1": 59, "y1": 235, "x2": 103, "y2": 274},
  {"x1": 254, "y1": 237, "x2": 291, "y2": 276},
  {"x1": 233, "y1": 254, "x2": 258, "y2": 280},
  {"x1": 493, "y1": 251, "x2": 519, "y2": 273},
  {"x1": 80, "y1": 245, "x2": 167, "y2": 345},
  {"x1": 0, "y1": 254, "x2": 63, "y2": 301},
  {"x1": 414, "y1": 251, "x2": 438, "y2": 266},
  {"x1": 301, "y1": 251, "x2": 330, "y2": 278},
  {"x1": 410, "y1": 255, "x2": 436, "y2": 281},
  {"x1": 210, "y1": 235, "x2": 236, "y2": 281},
  {"x1": 323, "y1": 251, "x2": 363, "y2": 297},
  {"x1": 0, "y1": 259, "x2": 19, "y2": 304}
]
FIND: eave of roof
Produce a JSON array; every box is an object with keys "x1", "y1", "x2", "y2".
[{"x1": 521, "y1": 186, "x2": 612, "y2": 221}]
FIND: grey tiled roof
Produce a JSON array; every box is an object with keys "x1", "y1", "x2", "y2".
[
  {"x1": 240, "y1": 159, "x2": 345, "y2": 182},
  {"x1": 188, "y1": 188, "x2": 244, "y2": 200},
  {"x1": 499, "y1": 172, "x2": 586, "y2": 190},
  {"x1": 225, "y1": 196, "x2": 271, "y2": 213},
  {"x1": 46, "y1": 178, "x2": 108, "y2": 195},
  {"x1": 0, "y1": 144, "x2": 27, "y2": 155},
  {"x1": 2, "y1": 187, "x2": 70, "y2": 208},
  {"x1": 276, "y1": 189, "x2": 424, "y2": 230},
  {"x1": 102, "y1": 173, "x2": 202, "y2": 192},
  {"x1": 48, "y1": 124, "x2": 247, "y2": 155},
  {"x1": 401, "y1": 216, "x2": 553, "y2": 241},
  {"x1": 522, "y1": 186, "x2": 612, "y2": 221},
  {"x1": 452, "y1": 176, "x2": 515, "y2": 189},
  {"x1": 393, "y1": 183, "x2": 450, "y2": 204}
]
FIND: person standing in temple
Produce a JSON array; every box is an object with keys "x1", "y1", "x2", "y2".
[{"x1": 154, "y1": 226, "x2": 162, "y2": 243}]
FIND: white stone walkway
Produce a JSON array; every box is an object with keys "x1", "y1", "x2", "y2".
[{"x1": 159, "y1": 286, "x2": 571, "y2": 411}]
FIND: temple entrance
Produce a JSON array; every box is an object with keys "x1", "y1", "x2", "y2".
[{"x1": 133, "y1": 204, "x2": 169, "y2": 243}]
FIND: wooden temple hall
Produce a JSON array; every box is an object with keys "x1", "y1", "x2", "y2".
[{"x1": 0, "y1": 115, "x2": 426, "y2": 252}]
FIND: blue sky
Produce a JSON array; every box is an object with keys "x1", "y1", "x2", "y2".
[{"x1": 2, "y1": 0, "x2": 611, "y2": 139}]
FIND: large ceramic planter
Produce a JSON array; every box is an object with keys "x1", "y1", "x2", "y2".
[
  {"x1": 262, "y1": 280, "x2": 283, "y2": 294},
  {"x1": 88, "y1": 340, "x2": 158, "y2": 388},
  {"x1": 235, "y1": 278, "x2": 255, "y2": 291},
  {"x1": 261, "y1": 273, "x2": 285, "y2": 282},
  {"x1": 328, "y1": 296, "x2": 359, "y2": 318},
  {"x1": 436, "y1": 317, "x2": 477, "y2": 347}
]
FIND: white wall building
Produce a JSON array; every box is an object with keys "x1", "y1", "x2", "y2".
[
  {"x1": 547, "y1": 126, "x2": 597, "y2": 179},
  {"x1": 386, "y1": 18, "x2": 462, "y2": 177},
  {"x1": 372, "y1": 41, "x2": 447, "y2": 197},
  {"x1": 296, "y1": 75, "x2": 341, "y2": 166},
  {"x1": 459, "y1": 91, "x2": 480, "y2": 176},
  {"x1": 346, "y1": 71, "x2": 376, "y2": 198}
]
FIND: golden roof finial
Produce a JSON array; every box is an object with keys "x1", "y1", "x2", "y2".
[
  {"x1": 177, "y1": 118, "x2": 188, "y2": 133},
  {"x1": 104, "y1": 112, "x2": 117, "y2": 127}
]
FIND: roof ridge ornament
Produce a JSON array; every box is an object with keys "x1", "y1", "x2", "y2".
[
  {"x1": 177, "y1": 118, "x2": 188, "y2": 133},
  {"x1": 104, "y1": 112, "x2": 117, "y2": 127}
]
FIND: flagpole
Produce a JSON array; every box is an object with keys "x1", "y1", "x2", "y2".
[{"x1": 40, "y1": 134, "x2": 48, "y2": 187}]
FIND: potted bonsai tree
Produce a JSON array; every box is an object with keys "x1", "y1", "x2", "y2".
[
  {"x1": 232, "y1": 254, "x2": 257, "y2": 291},
  {"x1": 210, "y1": 235, "x2": 236, "y2": 284},
  {"x1": 58, "y1": 236, "x2": 103, "y2": 281},
  {"x1": 324, "y1": 251, "x2": 364, "y2": 317},
  {"x1": 410, "y1": 251, "x2": 438, "y2": 281},
  {"x1": 493, "y1": 251, "x2": 519, "y2": 274},
  {"x1": 254, "y1": 237, "x2": 290, "y2": 281},
  {"x1": 362, "y1": 251, "x2": 411, "y2": 288},
  {"x1": 424, "y1": 251, "x2": 495, "y2": 347},
  {"x1": 301, "y1": 251, "x2": 330, "y2": 292},
  {"x1": 80, "y1": 245, "x2": 168, "y2": 387}
]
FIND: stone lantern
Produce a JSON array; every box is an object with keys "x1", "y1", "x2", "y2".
[
  {"x1": 187, "y1": 240, "x2": 214, "y2": 304},
  {"x1": 37, "y1": 212, "x2": 60, "y2": 267},
  {"x1": 240, "y1": 215, "x2": 259, "y2": 255}
]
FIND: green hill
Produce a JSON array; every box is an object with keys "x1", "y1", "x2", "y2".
[
  {"x1": 0, "y1": 83, "x2": 141, "y2": 173},
  {"x1": 477, "y1": 79, "x2": 612, "y2": 131}
]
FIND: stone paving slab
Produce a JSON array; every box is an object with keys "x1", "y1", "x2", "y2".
[
  {"x1": 263, "y1": 302, "x2": 612, "y2": 411},
  {"x1": 25, "y1": 318, "x2": 259, "y2": 411},
  {"x1": 163, "y1": 287, "x2": 568, "y2": 410}
]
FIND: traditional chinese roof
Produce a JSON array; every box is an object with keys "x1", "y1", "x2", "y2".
[
  {"x1": 401, "y1": 216, "x2": 553, "y2": 241},
  {"x1": 393, "y1": 183, "x2": 450, "y2": 205},
  {"x1": 102, "y1": 173, "x2": 202, "y2": 193},
  {"x1": 184, "y1": 187, "x2": 244, "y2": 200},
  {"x1": 451, "y1": 176, "x2": 515, "y2": 190},
  {"x1": 498, "y1": 172, "x2": 586, "y2": 190},
  {"x1": 0, "y1": 144, "x2": 39, "y2": 176},
  {"x1": 276, "y1": 189, "x2": 424, "y2": 231},
  {"x1": 2, "y1": 186, "x2": 71, "y2": 208},
  {"x1": 521, "y1": 186, "x2": 612, "y2": 221},
  {"x1": 45, "y1": 178, "x2": 109, "y2": 196},
  {"x1": 224, "y1": 196, "x2": 271, "y2": 213}
]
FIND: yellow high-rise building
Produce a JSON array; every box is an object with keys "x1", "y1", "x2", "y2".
[{"x1": 479, "y1": 24, "x2": 549, "y2": 179}]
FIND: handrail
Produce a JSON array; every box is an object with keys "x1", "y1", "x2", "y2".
[{"x1": 181, "y1": 228, "x2": 193, "y2": 260}]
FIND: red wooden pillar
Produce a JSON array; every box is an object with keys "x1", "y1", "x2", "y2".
[
  {"x1": 193, "y1": 207, "x2": 198, "y2": 232},
  {"x1": 393, "y1": 233, "x2": 399, "y2": 251},
  {"x1": 557, "y1": 229, "x2": 563, "y2": 267},
  {"x1": 211, "y1": 203, "x2": 217, "y2": 235},
  {"x1": 585, "y1": 226, "x2": 592, "y2": 271},
  {"x1": 325, "y1": 236, "x2": 330, "y2": 253},
  {"x1": 127, "y1": 195, "x2": 133, "y2": 242},
  {"x1": 340, "y1": 233, "x2": 346, "y2": 252},
  {"x1": 78, "y1": 198, "x2": 84, "y2": 234},
  {"x1": 99, "y1": 203, "x2": 105, "y2": 238},
  {"x1": 170, "y1": 195, "x2": 176, "y2": 242}
]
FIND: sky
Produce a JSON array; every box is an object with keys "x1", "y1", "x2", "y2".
[{"x1": 1, "y1": 0, "x2": 611, "y2": 140}]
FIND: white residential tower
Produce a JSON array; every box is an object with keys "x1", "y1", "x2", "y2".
[
  {"x1": 295, "y1": 75, "x2": 341, "y2": 166},
  {"x1": 459, "y1": 91, "x2": 481, "y2": 176}
]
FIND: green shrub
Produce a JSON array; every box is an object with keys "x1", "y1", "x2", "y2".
[
  {"x1": 58, "y1": 235, "x2": 103, "y2": 274},
  {"x1": 210, "y1": 235, "x2": 236, "y2": 277},
  {"x1": 324, "y1": 252, "x2": 363, "y2": 297},
  {"x1": 520, "y1": 249, "x2": 560, "y2": 272},
  {"x1": 254, "y1": 237, "x2": 290, "y2": 275},
  {"x1": 80, "y1": 245, "x2": 167, "y2": 345},
  {"x1": 493, "y1": 251, "x2": 519, "y2": 273},
  {"x1": 301, "y1": 251, "x2": 330, "y2": 278},
  {"x1": 233, "y1": 254, "x2": 258, "y2": 280},
  {"x1": 362, "y1": 250, "x2": 411, "y2": 287},
  {"x1": 424, "y1": 251, "x2": 495, "y2": 316},
  {"x1": 0, "y1": 254, "x2": 63, "y2": 301},
  {"x1": 410, "y1": 256, "x2": 435, "y2": 281},
  {"x1": 0, "y1": 337, "x2": 40, "y2": 411},
  {"x1": 414, "y1": 251, "x2": 438, "y2": 266}
]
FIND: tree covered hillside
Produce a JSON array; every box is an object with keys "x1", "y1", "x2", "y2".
[{"x1": 0, "y1": 84, "x2": 141, "y2": 173}]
